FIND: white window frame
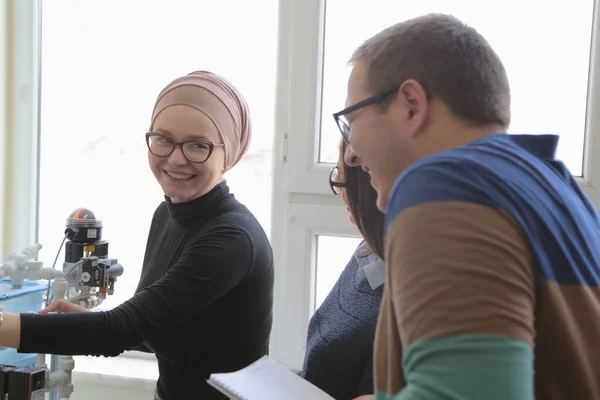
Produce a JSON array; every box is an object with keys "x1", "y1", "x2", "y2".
[
  {"x1": 582, "y1": 0, "x2": 600, "y2": 206},
  {"x1": 4, "y1": 0, "x2": 41, "y2": 256},
  {"x1": 271, "y1": 0, "x2": 600, "y2": 372},
  {"x1": 269, "y1": 201, "x2": 359, "y2": 369},
  {"x1": 270, "y1": 0, "x2": 359, "y2": 371},
  {"x1": 0, "y1": 0, "x2": 8, "y2": 256},
  {"x1": 278, "y1": 0, "x2": 333, "y2": 196},
  {"x1": 279, "y1": 0, "x2": 600, "y2": 199},
  {"x1": 8, "y1": 0, "x2": 157, "y2": 371}
]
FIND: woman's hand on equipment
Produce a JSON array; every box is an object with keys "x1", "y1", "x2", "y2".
[{"x1": 40, "y1": 299, "x2": 88, "y2": 314}]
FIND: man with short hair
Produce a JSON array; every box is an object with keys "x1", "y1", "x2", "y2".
[{"x1": 338, "y1": 13, "x2": 600, "y2": 400}]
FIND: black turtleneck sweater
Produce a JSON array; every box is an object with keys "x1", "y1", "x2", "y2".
[{"x1": 18, "y1": 181, "x2": 274, "y2": 400}]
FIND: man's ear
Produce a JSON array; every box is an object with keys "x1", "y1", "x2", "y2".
[{"x1": 396, "y1": 79, "x2": 429, "y2": 138}]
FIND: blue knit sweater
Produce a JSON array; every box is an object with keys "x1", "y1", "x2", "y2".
[{"x1": 299, "y1": 243, "x2": 384, "y2": 399}]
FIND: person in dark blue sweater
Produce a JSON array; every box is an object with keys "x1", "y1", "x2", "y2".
[{"x1": 299, "y1": 140, "x2": 385, "y2": 399}]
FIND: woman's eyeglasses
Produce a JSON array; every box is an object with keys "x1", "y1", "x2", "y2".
[
  {"x1": 329, "y1": 165, "x2": 346, "y2": 195},
  {"x1": 145, "y1": 132, "x2": 224, "y2": 163}
]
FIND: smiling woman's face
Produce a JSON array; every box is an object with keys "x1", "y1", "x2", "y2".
[{"x1": 148, "y1": 105, "x2": 225, "y2": 203}]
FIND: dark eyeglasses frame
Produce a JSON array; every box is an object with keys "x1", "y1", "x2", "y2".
[
  {"x1": 333, "y1": 84, "x2": 400, "y2": 143},
  {"x1": 145, "y1": 132, "x2": 225, "y2": 164},
  {"x1": 328, "y1": 165, "x2": 346, "y2": 195}
]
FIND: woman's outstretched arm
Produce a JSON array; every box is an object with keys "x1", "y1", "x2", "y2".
[
  {"x1": 0, "y1": 222, "x2": 254, "y2": 358},
  {"x1": 0, "y1": 312, "x2": 21, "y2": 349}
]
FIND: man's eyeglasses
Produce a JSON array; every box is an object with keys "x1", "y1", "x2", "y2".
[
  {"x1": 329, "y1": 165, "x2": 346, "y2": 195},
  {"x1": 333, "y1": 85, "x2": 400, "y2": 143},
  {"x1": 145, "y1": 132, "x2": 225, "y2": 163}
]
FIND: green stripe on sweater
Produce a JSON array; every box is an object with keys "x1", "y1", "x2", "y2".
[{"x1": 376, "y1": 334, "x2": 533, "y2": 400}]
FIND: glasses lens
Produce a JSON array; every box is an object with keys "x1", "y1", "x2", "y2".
[
  {"x1": 183, "y1": 141, "x2": 212, "y2": 163},
  {"x1": 148, "y1": 135, "x2": 174, "y2": 157},
  {"x1": 331, "y1": 167, "x2": 340, "y2": 183},
  {"x1": 337, "y1": 118, "x2": 350, "y2": 143},
  {"x1": 330, "y1": 167, "x2": 344, "y2": 195}
]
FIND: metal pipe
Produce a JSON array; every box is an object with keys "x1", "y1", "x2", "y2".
[{"x1": 48, "y1": 354, "x2": 59, "y2": 400}]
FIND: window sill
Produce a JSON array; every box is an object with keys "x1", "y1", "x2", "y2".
[{"x1": 71, "y1": 351, "x2": 159, "y2": 391}]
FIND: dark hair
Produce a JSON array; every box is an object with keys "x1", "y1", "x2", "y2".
[
  {"x1": 341, "y1": 141, "x2": 385, "y2": 259},
  {"x1": 350, "y1": 13, "x2": 511, "y2": 128}
]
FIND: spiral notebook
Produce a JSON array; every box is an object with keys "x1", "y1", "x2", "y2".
[{"x1": 207, "y1": 356, "x2": 335, "y2": 400}]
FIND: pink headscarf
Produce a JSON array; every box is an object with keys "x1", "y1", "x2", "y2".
[{"x1": 150, "y1": 71, "x2": 252, "y2": 171}]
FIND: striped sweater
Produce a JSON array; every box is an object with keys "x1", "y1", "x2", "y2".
[{"x1": 376, "y1": 133, "x2": 600, "y2": 400}]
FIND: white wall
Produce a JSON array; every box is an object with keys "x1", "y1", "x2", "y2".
[
  {"x1": 69, "y1": 373, "x2": 155, "y2": 400},
  {"x1": 69, "y1": 386, "x2": 152, "y2": 400},
  {"x1": 45, "y1": 355, "x2": 158, "y2": 399}
]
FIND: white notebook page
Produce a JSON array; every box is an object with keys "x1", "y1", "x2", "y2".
[{"x1": 207, "y1": 356, "x2": 335, "y2": 400}]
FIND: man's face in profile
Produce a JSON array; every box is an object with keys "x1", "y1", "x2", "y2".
[{"x1": 343, "y1": 63, "x2": 415, "y2": 212}]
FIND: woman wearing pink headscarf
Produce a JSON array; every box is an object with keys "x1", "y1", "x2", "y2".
[{"x1": 0, "y1": 71, "x2": 274, "y2": 400}]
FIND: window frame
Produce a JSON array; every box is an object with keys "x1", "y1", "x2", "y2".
[
  {"x1": 581, "y1": 0, "x2": 600, "y2": 206},
  {"x1": 270, "y1": 201, "x2": 360, "y2": 370},
  {"x1": 8, "y1": 0, "x2": 158, "y2": 373},
  {"x1": 0, "y1": 0, "x2": 8, "y2": 256},
  {"x1": 279, "y1": 0, "x2": 333, "y2": 196},
  {"x1": 270, "y1": 0, "x2": 361, "y2": 371},
  {"x1": 4, "y1": 0, "x2": 41, "y2": 256},
  {"x1": 280, "y1": 0, "x2": 600, "y2": 199}
]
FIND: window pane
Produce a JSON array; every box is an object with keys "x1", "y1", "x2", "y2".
[
  {"x1": 320, "y1": 0, "x2": 594, "y2": 176},
  {"x1": 38, "y1": 0, "x2": 278, "y2": 310},
  {"x1": 315, "y1": 235, "x2": 362, "y2": 311}
]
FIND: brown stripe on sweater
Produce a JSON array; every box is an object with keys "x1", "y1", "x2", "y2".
[
  {"x1": 385, "y1": 201, "x2": 535, "y2": 349},
  {"x1": 373, "y1": 283, "x2": 406, "y2": 395},
  {"x1": 533, "y1": 280, "x2": 600, "y2": 400}
]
